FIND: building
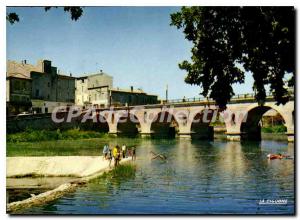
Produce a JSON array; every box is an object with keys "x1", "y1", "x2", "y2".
[
  {"x1": 7, "y1": 60, "x2": 75, "y2": 115},
  {"x1": 75, "y1": 72, "x2": 113, "y2": 107},
  {"x1": 6, "y1": 73, "x2": 32, "y2": 115},
  {"x1": 75, "y1": 72, "x2": 158, "y2": 108},
  {"x1": 110, "y1": 87, "x2": 158, "y2": 107}
]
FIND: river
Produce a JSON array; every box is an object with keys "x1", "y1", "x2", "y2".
[{"x1": 13, "y1": 138, "x2": 294, "y2": 214}]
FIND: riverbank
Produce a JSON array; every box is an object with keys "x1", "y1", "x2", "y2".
[
  {"x1": 7, "y1": 126, "x2": 287, "y2": 144},
  {"x1": 7, "y1": 156, "x2": 133, "y2": 213},
  {"x1": 7, "y1": 137, "x2": 142, "y2": 156},
  {"x1": 7, "y1": 128, "x2": 108, "y2": 143}
]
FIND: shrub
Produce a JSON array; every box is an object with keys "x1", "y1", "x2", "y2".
[{"x1": 261, "y1": 125, "x2": 287, "y2": 133}]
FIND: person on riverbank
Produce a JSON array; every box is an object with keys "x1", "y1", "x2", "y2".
[
  {"x1": 131, "y1": 146, "x2": 136, "y2": 161},
  {"x1": 107, "y1": 149, "x2": 113, "y2": 167},
  {"x1": 103, "y1": 144, "x2": 109, "y2": 160},
  {"x1": 113, "y1": 145, "x2": 121, "y2": 167},
  {"x1": 122, "y1": 144, "x2": 127, "y2": 158}
]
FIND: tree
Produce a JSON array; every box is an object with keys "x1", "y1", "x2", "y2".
[
  {"x1": 171, "y1": 7, "x2": 295, "y2": 109},
  {"x1": 7, "y1": 6, "x2": 84, "y2": 24}
]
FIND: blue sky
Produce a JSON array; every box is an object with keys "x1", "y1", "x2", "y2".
[{"x1": 7, "y1": 6, "x2": 253, "y2": 99}]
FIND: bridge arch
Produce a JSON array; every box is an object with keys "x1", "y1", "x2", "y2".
[
  {"x1": 150, "y1": 111, "x2": 180, "y2": 138},
  {"x1": 239, "y1": 103, "x2": 291, "y2": 141},
  {"x1": 188, "y1": 109, "x2": 216, "y2": 140},
  {"x1": 79, "y1": 111, "x2": 109, "y2": 133},
  {"x1": 115, "y1": 111, "x2": 142, "y2": 137}
]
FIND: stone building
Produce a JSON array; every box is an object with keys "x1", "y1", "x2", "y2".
[
  {"x1": 7, "y1": 60, "x2": 75, "y2": 115},
  {"x1": 6, "y1": 73, "x2": 32, "y2": 115},
  {"x1": 75, "y1": 72, "x2": 113, "y2": 107},
  {"x1": 110, "y1": 87, "x2": 158, "y2": 107},
  {"x1": 75, "y1": 72, "x2": 158, "y2": 108}
]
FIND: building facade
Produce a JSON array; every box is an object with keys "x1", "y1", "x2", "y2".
[
  {"x1": 75, "y1": 72, "x2": 113, "y2": 107},
  {"x1": 110, "y1": 87, "x2": 158, "y2": 107},
  {"x1": 6, "y1": 75, "x2": 32, "y2": 115},
  {"x1": 7, "y1": 60, "x2": 75, "y2": 115},
  {"x1": 75, "y1": 73, "x2": 158, "y2": 108}
]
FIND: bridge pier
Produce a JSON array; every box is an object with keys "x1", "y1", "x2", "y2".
[
  {"x1": 108, "y1": 132, "x2": 118, "y2": 137},
  {"x1": 286, "y1": 133, "x2": 294, "y2": 142},
  {"x1": 177, "y1": 133, "x2": 192, "y2": 139},
  {"x1": 226, "y1": 132, "x2": 242, "y2": 141},
  {"x1": 284, "y1": 116, "x2": 294, "y2": 142},
  {"x1": 140, "y1": 133, "x2": 152, "y2": 138},
  {"x1": 286, "y1": 126, "x2": 294, "y2": 142},
  {"x1": 107, "y1": 121, "x2": 118, "y2": 137}
]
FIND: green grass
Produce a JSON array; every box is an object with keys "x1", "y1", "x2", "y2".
[
  {"x1": 7, "y1": 128, "x2": 108, "y2": 143},
  {"x1": 93, "y1": 164, "x2": 136, "y2": 182},
  {"x1": 7, "y1": 137, "x2": 142, "y2": 157},
  {"x1": 261, "y1": 125, "x2": 287, "y2": 133},
  {"x1": 110, "y1": 164, "x2": 136, "y2": 178}
]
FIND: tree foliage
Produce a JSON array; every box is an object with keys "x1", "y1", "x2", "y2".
[
  {"x1": 171, "y1": 7, "x2": 295, "y2": 108},
  {"x1": 7, "y1": 6, "x2": 84, "y2": 24}
]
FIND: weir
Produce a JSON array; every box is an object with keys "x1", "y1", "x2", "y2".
[{"x1": 6, "y1": 156, "x2": 132, "y2": 212}]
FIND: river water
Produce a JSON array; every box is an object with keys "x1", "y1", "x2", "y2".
[{"x1": 20, "y1": 138, "x2": 294, "y2": 214}]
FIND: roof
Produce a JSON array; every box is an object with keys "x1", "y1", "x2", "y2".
[
  {"x1": 6, "y1": 72, "x2": 31, "y2": 80},
  {"x1": 88, "y1": 85, "x2": 110, "y2": 90},
  {"x1": 110, "y1": 88, "x2": 157, "y2": 97},
  {"x1": 77, "y1": 76, "x2": 88, "y2": 80},
  {"x1": 58, "y1": 74, "x2": 76, "y2": 79},
  {"x1": 77, "y1": 72, "x2": 113, "y2": 79}
]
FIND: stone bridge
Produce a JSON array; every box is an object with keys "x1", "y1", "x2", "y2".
[{"x1": 80, "y1": 93, "x2": 294, "y2": 142}]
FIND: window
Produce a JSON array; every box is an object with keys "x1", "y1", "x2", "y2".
[
  {"x1": 47, "y1": 94, "x2": 50, "y2": 99},
  {"x1": 15, "y1": 81, "x2": 20, "y2": 90},
  {"x1": 48, "y1": 82, "x2": 50, "y2": 87},
  {"x1": 35, "y1": 89, "x2": 39, "y2": 97}
]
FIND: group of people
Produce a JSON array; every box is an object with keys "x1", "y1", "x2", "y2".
[{"x1": 102, "y1": 144, "x2": 136, "y2": 167}]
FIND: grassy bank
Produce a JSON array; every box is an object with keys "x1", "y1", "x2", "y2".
[
  {"x1": 7, "y1": 128, "x2": 108, "y2": 143},
  {"x1": 7, "y1": 137, "x2": 143, "y2": 157},
  {"x1": 92, "y1": 164, "x2": 136, "y2": 183},
  {"x1": 261, "y1": 125, "x2": 287, "y2": 133}
]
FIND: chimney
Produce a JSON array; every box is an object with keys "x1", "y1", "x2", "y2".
[
  {"x1": 70, "y1": 73, "x2": 72, "y2": 77},
  {"x1": 130, "y1": 86, "x2": 133, "y2": 92}
]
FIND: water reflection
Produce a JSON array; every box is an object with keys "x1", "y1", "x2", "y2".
[{"x1": 22, "y1": 138, "x2": 294, "y2": 214}]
